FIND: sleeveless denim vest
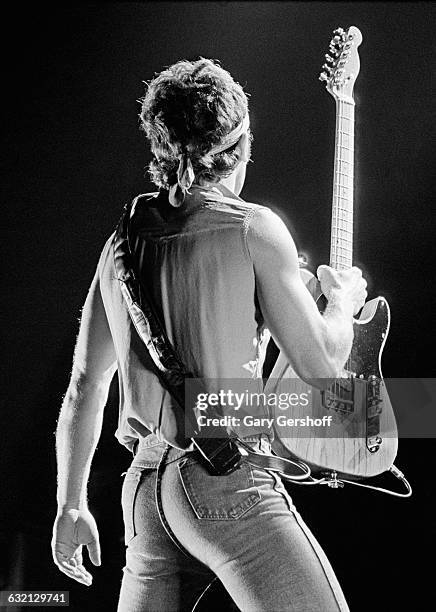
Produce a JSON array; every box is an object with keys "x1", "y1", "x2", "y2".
[{"x1": 98, "y1": 183, "x2": 270, "y2": 452}]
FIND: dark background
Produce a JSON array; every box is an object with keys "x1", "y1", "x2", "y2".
[{"x1": 2, "y1": 2, "x2": 435, "y2": 611}]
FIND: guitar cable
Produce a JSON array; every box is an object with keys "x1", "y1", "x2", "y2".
[
  {"x1": 282, "y1": 464, "x2": 412, "y2": 498},
  {"x1": 238, "y1": 438, "x2": 412, "y2": 497}
]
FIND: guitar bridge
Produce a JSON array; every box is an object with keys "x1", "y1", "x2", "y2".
[
  {"x1": 366, "y1": 375, "x2": 383, "y2": 453},
  {"x1": 321, "y1": 375, "x2": 385, "y2": 453}
]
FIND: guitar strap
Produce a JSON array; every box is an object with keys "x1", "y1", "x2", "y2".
[
  {"x1": 112, "y1": 196, "x2": 310, "y2": 480},
  {"x1": 113, "y1": 197, "x2": 243, "y2": 476}
]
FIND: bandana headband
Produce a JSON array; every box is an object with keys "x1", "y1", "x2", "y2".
[
  {"x1": 168, "y1": 113, "x2": 250, "y2": 207},
  {"x1": 207, "y1": 113, "x2": 250, "y2": 156}
]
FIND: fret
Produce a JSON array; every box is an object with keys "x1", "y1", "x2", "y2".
[
  {"x1": 332, "y1": 224, "x2": 353, "y2": 231},
  {"x1": 332, "y1": 212, "x2": 353, "y2": 220},
  {"x1": 332, "y1": 215, "x2": 352, "y2": 220},
  {"x1": 332, "y1": 216, "x2": 352, "y2": 224},
  {"x1": 331, "y1": 261, "x2": 352, "y2": 268},
  {"x1": 338, "y1": 101, "x2": 355, "y2": 110},
  {"x1": 339, "y1": 99, "x2": 355, "y2": 107},
  {"x1": 331, "y1": 233, "x2": 353, "y2": 242},
  {"x1": 333, "y1": 186, "x2": 351, "y2": 197},
  {"x1": 332, "y1": 221, "x2": 352, "y2": 228},
  {"x1": 334, "y1": 226, "x2": 353, "y2": 235},
  {"x1": 332, "y1": 228, "x2": 352, "y2": 235},
  {"x1": 333, "y1": 223, "x2": 353, "y2": 231},
  {"x1": 332, "y1": 233, "x2": 353, "y2": 240},
  {"x1": 333, "y1": 199, "x2": 353, "y2": 207},
  {"x1": 331, "y1": 239, "x2": 353, "y2": 248},
  {"x1": 331, "y1": 247, "x2": 353, "y2": 254}
]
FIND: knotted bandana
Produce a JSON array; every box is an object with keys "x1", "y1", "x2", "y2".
[{"x1": 168, "y1": 114, "x2": 250, "y2": 207}]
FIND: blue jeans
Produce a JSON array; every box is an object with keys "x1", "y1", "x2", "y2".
[{"x1": 117, "y1": 437, "x2": 349, "y2": 612}]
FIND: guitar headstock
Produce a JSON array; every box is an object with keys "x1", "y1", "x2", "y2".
[{"x1": 319, "y1": 26, "x2": 363, "y2": 102}]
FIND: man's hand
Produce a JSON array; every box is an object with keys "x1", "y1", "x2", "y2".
[
  {"x1": 247, "y1": 208, "x2": 369, "y2": 379},
  {"x1": 317, "y1": 265, "x2": 368, "y2": 315},
  {"x1": 51, "y1": 509, "x2": 101, "y2": 587}
]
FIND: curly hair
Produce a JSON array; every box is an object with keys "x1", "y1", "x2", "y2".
[{"x1": 139, "y1": 58, "x2": 251, "y2": 189}]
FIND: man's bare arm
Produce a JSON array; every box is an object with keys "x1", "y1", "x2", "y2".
[
  {"x1": 247, "y1": 208, "x2": 367, "y2": 382},
  {"x1": 52, "y1": 265, "x2": 116, "y2": 585},
  {"x1": 56, "y1": 268, "x2": 116, "y2": 509}
]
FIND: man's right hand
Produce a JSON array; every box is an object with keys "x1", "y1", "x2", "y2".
[
  {"x1": 51, "y1": 508, "x2": 101, "y2": 587},
  {"x1": 317, "y1": 265, "x2": 368, "y2": 316}
]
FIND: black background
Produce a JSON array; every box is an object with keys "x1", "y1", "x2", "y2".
[{"x1": 2, "y1": 2, "x2": 435, "y2": 611}]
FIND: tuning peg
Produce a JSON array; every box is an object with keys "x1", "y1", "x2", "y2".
[
  {"x1": 325, "y1": 54, "x2": 335, "y2": 63},
  {"x1": 319, "y1": 72, "x2": 329, "y2": 82},
  {"x1": 333, "y1": 27, "x2": 345, "y2": 37},
  {"x1": 322, "y1": 63, "x2": 333, "y2": 74}
]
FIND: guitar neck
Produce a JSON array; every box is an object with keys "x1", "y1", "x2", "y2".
[{"x1": 330, "y1": 98, "x2": 355, "y2": 271}]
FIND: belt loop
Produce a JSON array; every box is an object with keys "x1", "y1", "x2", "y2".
[{"x1": 259, "y1": 433, "x2": 271, "y2": 454}]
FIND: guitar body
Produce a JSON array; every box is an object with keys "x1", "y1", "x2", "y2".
[
  {"x1": 265, "y1": 26, "x2": 399, "y2": 479},
  {"x1": 268, "y1": 270, "x2": 398, "y2": 478}
]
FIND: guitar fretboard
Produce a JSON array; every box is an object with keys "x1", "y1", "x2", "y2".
[{"x1": 330, "y1": 98, "x2": 355, "y2": 271}]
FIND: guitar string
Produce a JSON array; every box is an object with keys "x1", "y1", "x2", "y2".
[{"x1": 332, "y1": 100, "x2": 354, "y2": 403}]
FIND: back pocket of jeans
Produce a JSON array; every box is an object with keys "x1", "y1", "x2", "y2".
[
  {"x1": 178, "y1": 458, "x2": 261, "y2": 520},
  {"x1": 121, "y1": 467, "x2": 143, "y2": 544}
]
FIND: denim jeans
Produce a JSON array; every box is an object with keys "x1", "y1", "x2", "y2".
[{"x1": 117, "y1": 437, "x2": 349, "y2": 612}]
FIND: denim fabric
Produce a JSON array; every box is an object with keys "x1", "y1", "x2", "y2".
[
  {"x1": 117, "y1": 438, "x2": 349, "y2": 612},
  {"x1": 178, "y1": 458, "x2": 261, "y2": 520}
]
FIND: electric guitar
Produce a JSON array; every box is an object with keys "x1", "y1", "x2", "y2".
[{"x1": 265, "y1": 26, "x2": 398, "y2": 478}]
